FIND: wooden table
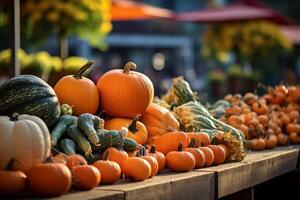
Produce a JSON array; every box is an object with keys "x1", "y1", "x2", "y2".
[{"x1": 34, "y1": 145, "x2": 300, "y2": 200}]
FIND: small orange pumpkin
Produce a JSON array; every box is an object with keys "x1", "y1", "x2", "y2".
[
  {"x1": 265, "y1": 135, "x2": 278, "y2": 149},
  {"x1": 139, "y1": 148, "x2": 158, "y2": 178},
  {"x1": 166, "y1": 143, "x2": 195, "y2": 172},
  {"x1": 149, "y1": 131, "x2": 190, "y2": 155},
  {"x1": 198, "y1": 146, "x2": 214, "y2": 167},
  {"x1": 97, "y1": 62, "x2": 154, "y2": 118},
  {"x1": 0, "y1": 160, "x2": 27, "y2": 197},
  {"x1": 66, "y1": 154, "x2": 87, "y2": 170},
  {"x1": 207, "y1": 145, "x2": 226, "y2": 165},
  {"x1": 277, "y1": 133, "x2": 288, "y2": 146},
  {"x1": 122, "y1": 157, "x2": 151, "y2": 181},
  {"x1": 184, "y1": 139, "x2": 205, "y2": 169},
  {"x1": 147, "y1": 145, "x2": 166, "y2": 173},
  {"x1": 93, "y1": 153, "x2": 121, "y2": 184},
  {"x1": 27, "y1": 160, "x2": 72, "y2": 197},
  {"x1": 104, "y1": 116, "x2": 148, "y2": 145},
  {"x1": 54, "y1": 61, "x2": 99, "y2": 116},
  {"x1": 186, "y1": 132, "x2": 211, "y2": 147},
  {"x1": 288, "y1": 132, "x2": 300, "y2": 144},
  {"x1": 141, "y1": 103, "x2": 179, "y2": 137},
  {"x1": 72, "y1": 164, "x2": 101, "y2": 190},
  {"x1": 102, "y1": 147, "x2": 129, "y2": 168}
]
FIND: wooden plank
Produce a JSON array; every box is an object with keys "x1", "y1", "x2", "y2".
[
  {"x1": 100, "y1": 171, "x2": 215, "y2": 200},
  {"x1": 198, "y1": 145, "x2": 300, "y2": 198}
]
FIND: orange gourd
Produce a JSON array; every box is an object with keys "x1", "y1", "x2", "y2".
[
  {"x1": 139, "y1": 148, "x2": 158, "y2": 178},
  {"x1": 97, "y1": 62, "x2": 154, "y2": 118},
  {"x1": 198, "y1": 146, "x2": 214, "y2": 167},
  {"x1": 207, "y1": 145, "x2": 226, "y2": 165},
  {"x1": 148, "y1": 131, "x2": 190, "y2": 155},
  {"x1": 288, "y1": 132, "x2": 300, "y2": 144},
  {"x1": 122, "y1": 157, "x2": 151, "y2": 181},
  {"x1": 27, "y1": 160, "x2": 72, "y2": 197},
  {"x1": 186, "y1": 132, "x2": 211, "y2": 147},
  {"x1": 93, "y1": 152, "x2": 121, "y2": 184},
  {"x1": 54, "y1": 61, "x2": 99, "y2": 116},
  {"x1": 147, "y1": 145, "x2": 166, "y2": 173},
  {"x1": 265, "y1": 135, "x2": 278, "y2": 149},
  {"x1": 104, "y1": 116, "x2": 148, "y2": 145},
  {"x1": 248, "y1": 138, "x2": 266, "y2": 151},
  {"x1": 277, "y1": 133, "x2": 288, "y2": 146},
  {"x1": 184, "y1": 139, "x2": 205, "y2": 169},
  {"x1": 0, "y1": 160, "x2": 27, "y2": 197},
  {"x1": 141, "y1": 103, "x2": 179, "y2": 137},
  {"x1": 218, "y1": 144, "x2": 230, "y2": 161},
  {"x1": 166, "y1": 143, "x2": 195, "y2": 172},
  {"x1": 102, "y1": 147, "x2": 129, "y2": 168},
  {"x1": 72, "y1": 164, "x2": 101, "y2": 190},
  {"x1": 66, "y1": 154, "x2": 87, "y2": 170}
]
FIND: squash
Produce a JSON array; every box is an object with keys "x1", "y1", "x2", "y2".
[
  {"x1": 0, "y1": 114, "x2": 51, "y2": 172},
  {"x1": 121, "y1": 157, "x2": 151, "y2": 181},
  {"x1": 0, "y1": 75, "x2": 60, "y2": 127},
  {"x1": 27, "y1": 161, "x2": 72, "y2": 197},
  {"x1": 72, "y1": 165, "x2": 101, "y2": 190},
  {"x1": 66, "y1": 125, "x2": 92, "y2": 156},
  {"x1": 51, "y1": 115, "x2": 77, "y2": 146},
  {"x1": 95, "y1": 128, "x2": 127, "y2": 152},
  {"x1": 123, "y1": 137, "x2": 141, "y2": 152},
  {"x1": 78, "y1": 113, "x2": 103, "y2": 145},
  {"x1": 148, "y1": 131, "x2": 189, "y2": 155},
  {"x1": 60, "y1": 104, "x2": 73, "y2": 116},
  {"x1": 166, "y1": 143, "x2": 195, "y2": 172},
  {"x1": 141, "y1": 103, "x2": 179, "y2": 137},
  {"x1": 97, "y1": 61, "x2": 154, "y2": 118},
  {"x1": 105, "y1": 116, "x2": 148, "y2": 145},
  {"x1": 54, "y1": 61, "x2": 99, "y2": 116},
  {"x1": 162, "y1": 76, "x2": 196, "y2": 106},
  {"x1": 60, "y1": 139, "x2": 77, "y2": 155},
  {"x1": 0, "y1": 160, "x2": 27, "y2": 197}
]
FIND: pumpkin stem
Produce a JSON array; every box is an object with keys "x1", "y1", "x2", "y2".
[
  {"x1": 103, "y1": 150, "x2": 110, "y2": 161},
  {"x1": 46, "y1": 157, "x2": 54, "y2": 163},
  {"x1": 74, "y1": 61, "x2": 94, "y2": 79},
  {"x1": 149, "y1": 145, "x2": 156, "y2": 153},
  {"x1": 6, "y1": 159, "x2": 15, "y2": 171},
  {"x1": 123, "y1": 62, "x2": 137, "y2": 74},
  {"x1": 127, "y1": 115, "x2": 141, "y2": 134},
  {"x1": 11, "y1": 113, "x2": 19, "y2": 121},
  {"x1": 211, "y1": 137, "x2": 219, "y2": 145},
  {"x1": 188, "y1": 138, "x2": 196, "y2": 148},
  {"x1": 177, "y1": 143, "x2": 183, "y2": 151},
  {"x1": 199, "y1": 142, "x2": 204, "y2": 147}
]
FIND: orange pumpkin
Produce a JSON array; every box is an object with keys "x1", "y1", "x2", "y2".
[
  {"x1": 139, "y1": 148, "x2": 158, "y2": 178},
  {"x1": 104, "y1": 116, "x2": 148, "y2": 145},
  {"x1": 27, "y1": 161, "x2": 72, "y2": 197},
  {"x1": 97, "y1": 62, "x2": 154, "y2": 118},
  {"x1": 184, "y1": 139, "x2": 205, "y2": 169},
  {"x1": 54, "y1": 61, "x2": 99, "y2": 116},
  {"x1": 277, "y1": 133, "x2": 288, "y2": 146},
  {"x1": 93, "y1": 158, "x2": 121, "y2": 184},
  {"x1": 186, "y1": 132, "x2": 211, "y2": 147},
  {"x1": 141, "y1": 103, "x2": 179, "y2": 137},
  {"x1": 248, "y1": 138, "x2": 266, "y2": 151},
  {"x1": 72, "y1": 165, "x2": 101, "y2": 190},
  {"x1": 66, "y1": 154, "x2": 87, "y2": 170},
  {"x1": 265, "y1": 135, "x2": 278, "y2": 149},
  {"x1": 166, "y1": 143, "x2": 195, "y2": 172},
  {"x1": 102, "y1": 147, "x2": 129, "y2": 168},
  {"x1": 288, "y1": 132, "x2": 300, "y2": 144},
  {"x1": 147, "y1": 145, "x2": 166, "y2": 173},
  {"x1": 122, "y1": 157, "x2": 151, "y2": 181},
  {"x1": 198, "y1": 147, "x2": 214, "y2": 167},
  {"x1": 207, "y1": 145, "x2": 226, "y2": 165},
  {"x1": 148, "y1": 131, "x2": 190, "y2": 155},
  {"x1": 0, "y1": 160, "x2": 27, "y2": 197}
]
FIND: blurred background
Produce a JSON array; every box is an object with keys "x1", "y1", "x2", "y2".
[{"x1": 1, "y1": 0, "x2": 300, "y2": 102}]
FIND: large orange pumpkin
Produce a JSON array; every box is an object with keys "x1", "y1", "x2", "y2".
[
  {"x1": 54, "y1": 61, "x2": 99, "y2": 116},
  {"x1": 141, "y1": 103, "x2": 179, "y2": 137},
  {"x1": 104, "y1": 116, "x2": 148, "y2": 145},
  {"x1": 97, "y1": 62, "x2": 154, "y2": 118}
]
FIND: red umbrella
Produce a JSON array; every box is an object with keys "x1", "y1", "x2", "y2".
[
  {"x1": 111, "y1": 0, "x2": 173, "y2": 21},
  {"x1": 174, "y1": 0, "x2": 291, "y2": 25}
]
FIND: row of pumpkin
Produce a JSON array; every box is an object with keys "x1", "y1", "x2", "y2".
[{"x1": 0, "y1": 60, "x2": 299, "y2": 197}]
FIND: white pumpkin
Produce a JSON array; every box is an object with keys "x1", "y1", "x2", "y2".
[{"x1": 0, "y1": 114, "x2": 51, "y2": 172}]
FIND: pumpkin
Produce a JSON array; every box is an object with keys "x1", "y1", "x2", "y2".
[
  {"x1": 105, "y1": 116, "x2": 148, "y2": 145},
  {"x1": 148, "y1": 131, "x2": 190, "y2": 155},
  {"x1": 0, "y1": 75, "x2": 60, "y2": 127},
  {"x1": 288, "y1": 132, "x2": 300, "y2": 144},
  {"x1": 248, "y1": 138, "x2": 266, "y2": 151},
  {"x1": 122, "y1": 157, "x2": 151, "y2": 181},
  {"x1": 66, "y1": 154, "x2": 87, "y2": 170},
  {"x1": 277, "y1": 133, "x2": 288, "y2": 146},
  {"x1": 93, "y1": 154, "x2": 121, "y2": 184},
  {"x1": 186, "y1": 132, "x2": 211, "y2": 147},
  {"x1": 97, "y1": 62, "x2": 154, "y2": 118},
  {"x1": 27, "y1": 161, "x2": 72, "y2": 197},
  {"x1": 207, "y1": 145, "x2": 226, "y2": 165},
  {"x1": 102, "y1": 147, "x2": 129, "y2": 167},
  {"x1": 0, "y1": 160, "x2": 27, "y2": 197},
  {"x1": 147, "y1": 145, "x2": 166, "y2": 173},
  {"x1": 265, "y1": 135, "x2": 278, "y2": 149},
  {"x1": 166, "y1": 143, "x2": 195, "y2": 172},
  {"x1": 184, "y1": 139, "x2": 206, "y2": 169},
  {"x1": 72, "y1": 165, "x2": 101, "y2": 190},
  {"x1": 141, "y1": 103, "x2": 179, "y2": 137},
  {"x1": 139, "y1": 148, "x2": 158, "y2": 178},
  {"x1": 0, "y1": 114, "x2": 51, "y2": 172},
  {"x1": 54, "y1": 61, "x2": 99, "y2": 116},
  {"x1": 198, "y1": 147, "x2": 214, "y2": 167}
]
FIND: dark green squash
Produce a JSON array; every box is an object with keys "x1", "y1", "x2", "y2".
[{"x1": 0, "y1": 75, "x2": 61, "y2": 127}]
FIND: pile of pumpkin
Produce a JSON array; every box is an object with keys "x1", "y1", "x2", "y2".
[
  {"x1": 210, "y1": 85, "x2": 300, "y2": 151},
  {"x1": 0, "y1": 60, "x2": 249, "y2": 197}
]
